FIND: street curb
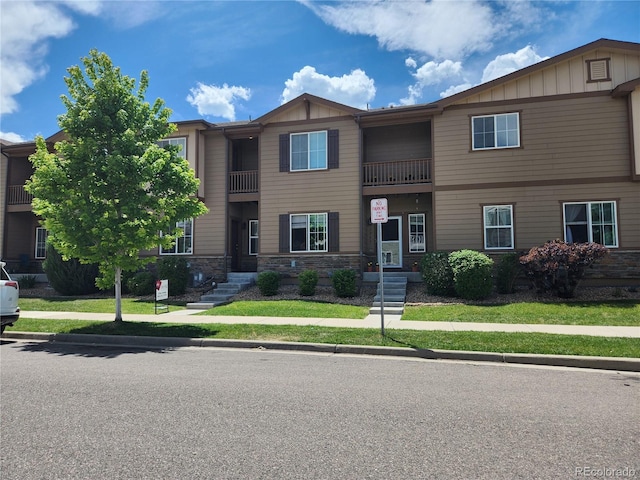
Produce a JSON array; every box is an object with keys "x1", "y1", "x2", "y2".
[{"x1": 3, "y1": 331, "x2": 640, "y2": 372}]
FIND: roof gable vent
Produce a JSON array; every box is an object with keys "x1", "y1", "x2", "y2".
[{"x1": 587, "y1": 58, "x2": 611, "y2": 82}]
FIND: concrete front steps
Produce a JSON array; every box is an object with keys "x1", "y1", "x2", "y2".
[
  {"x1": 369, "y1": 274, "x2": 407, "y2": 315},
  {"x1": 186, "y1": 272, "x2": 257, "y2": 309}
]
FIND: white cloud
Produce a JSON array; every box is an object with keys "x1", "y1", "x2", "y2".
[
  {"x1": 401, "y1": 59, "x2": 463, "y2": 105},
  {"x1": 0, "y1": 1, "x2": 79, "y2": 115},
  {"x1": 440, "y1": 83, "x2": 474, "y2": 98},
  {"x1": 186, "y1": 83, "x2": 252, "y2": 121},
  {"x1": 302, "y1": 0, "x2": 498, "y2": 60},
  {"x1": 481, "y1": 45, "x2": 549, "y2": 82},
  {"x1": 0, "y1": 131, "x2": 28, "y2": 143},
  {"x1": 281, "y1": 66, "x2": 375, "y2": 109}
]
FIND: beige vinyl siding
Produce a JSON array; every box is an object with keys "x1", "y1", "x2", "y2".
[
  {"x1": 434, "y1": 182, "x2": 640, "y2": 250},
  {"x1": 633, "y1": 88, "x2": 640, "y2": 179},
  {"x1": 455, "y1": 50, "x2": 640, "y2": 105},
  {"x1": 259, "y1": 118, "x2": 360, "y2": 254},
  {"x1": 192, "y1": 133, "x2": 227, "y2": 255},
  {"x1": 434, "y1": 95, "x2": 631, "y2": 187},
  {"x1": 269, "y1": 102, "x2": 355, "y2": 123},
  {"x1": 0, "y1": 152, "x2": 7, "y2": 256}
]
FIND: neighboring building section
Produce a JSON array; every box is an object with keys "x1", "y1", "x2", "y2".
[{"x1": 1, "y1": 38, "x2": 638, "y2": 285}]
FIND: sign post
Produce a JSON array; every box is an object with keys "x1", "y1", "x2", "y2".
[
  {"x1": 155, "y1": 279, "x2": 169, "y2": 314},
  {"x1": 370, "y1": 198, "x2": 388, "y2": 336}
]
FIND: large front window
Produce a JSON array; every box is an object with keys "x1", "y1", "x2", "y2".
[
  {"x1": 160, "y1": 219, "x2": 193, "y2": 255},
  {"x1": 290, "y1": 213, "x2": 327, "y2": 252},
  {"x1": 484, "y1": 205, "x2": 514, "y2": 249},
  {"x1": 291, "y1": 131, "x2": 327, "y2": 171},
  {"x1": 472, "y1": 113, "x2": 520, "y2": 150},
  {"x1": 564, "y1": 202, "x2": 618, "y2": 247}
]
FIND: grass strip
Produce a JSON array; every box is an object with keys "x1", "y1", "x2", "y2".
[
  {"x1": 8, "y1": 318, "x2": 640, "y2": 358},
  {"x1": 196, "y1": 300, "x2": 370, "y2": 319},
  {"x1": 403, "y1": 300, "x2": 640, "y2": 326}
]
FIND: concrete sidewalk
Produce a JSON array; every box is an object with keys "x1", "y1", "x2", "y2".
[{"x1": 17, "y1": 310, "x2": 640, "y2": 338}]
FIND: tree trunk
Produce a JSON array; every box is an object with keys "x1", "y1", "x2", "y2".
[{"x1": 114, "y1": 267, "x2": 123, "y2": 322}]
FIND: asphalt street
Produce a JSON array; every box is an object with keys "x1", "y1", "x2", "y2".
[{"x1": 1, "y1": 340, "x2": 639, "y2": 479}]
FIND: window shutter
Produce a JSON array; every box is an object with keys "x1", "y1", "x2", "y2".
[
  {"x1": 279, "y1": 214, "x2": 289, "y2": 253},
  {"x1": 327, "y1": 129, "x2": 339, "y2": 169},
  {"x1": 279, "y1": 134, "x2": 290, "y2": 172},
  {"x1": 328, "y1": 212, "x2": 339, "y2": 252}
]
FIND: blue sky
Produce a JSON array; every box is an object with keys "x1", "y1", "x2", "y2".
[{"x1": 1, "y1": 0, "x2": 639, "y2": 142}]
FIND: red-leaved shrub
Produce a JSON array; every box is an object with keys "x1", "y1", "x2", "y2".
[{"x1": 519, "y1": 240, "x2": 608, "y2": 298}]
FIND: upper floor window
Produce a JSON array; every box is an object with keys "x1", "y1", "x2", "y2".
[
  {"x1": 158, "y1": 137, "x2": 186, "y2": 158},
  {"x1": 564, "y1": 202, "x2": 618, "y2": 247},
  {"x1": 249, "y1": 220, "x2": 259, "y2": 256},
  {"x1": 408, "y1": 214, "x2": 426, "y2": 253},
  {"x1": 35, "y1": 227, "x2": 48, "y2": 259},
  {"x1": 160, "y1": 219, "x2": 193, "y2": 255},
  {"x1": 290, "y1": 213, "x2": 327, "y2": 252},
  {"x1": 472, "y1": 113, "x2": 520, "y2": 150},
  {"x1": 291, "y1": 131, "x2": 327, "y2": 171},
  {"x1": 483, "y1": 205, "x2": 514, "y2": 249}
]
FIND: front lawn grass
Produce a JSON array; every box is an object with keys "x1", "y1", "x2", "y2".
[
  {"x1": 403, "y1": 300, "x2": 640, "y2": 326},
  {"x1": 197, "y1": 300, "x2": 370, "y2": 319},
  {"x1": 18, "y1": 297, "x2": 184, "y2": 315},
  {"x1": 7, "y1": 318, "x2": 640, "y2": 358}
]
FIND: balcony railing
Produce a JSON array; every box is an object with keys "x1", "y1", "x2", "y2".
[
  {"x1": 229, "y1": 170, "x2": 258, "y2": 194},
  {"x1": 363, "y1": 158, "x2": 431, "y2": 187},
  {"x1": 7, "y1": 185, "x2": 33, "y2": 205}
]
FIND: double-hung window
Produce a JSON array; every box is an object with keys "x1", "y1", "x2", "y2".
[
  {"x1": 290, "y1": 213, "x2": 327, "y2": 252},
  {"x1": 158, "y1": 137, "x2": 187, "y2": 158},
  {"x1": 483, "y1": 205, "x2": 514, "y2": 249},
  {"x1": 160, "y1": 219, "x2": 193, "y2": 255},
  {"x1": 35, "y1": 227, "x2": 48, "y2": 259},
  {"x1": 472, "y1": 113, "x2": 520, "y2": 150},
  {"x1": 249, "y1": 220, "x2": 259, "y2": 256},
  {"x1": 291, "y1": 131, "x2": 327, "y2": 171},
  {"x1": 564, "y1": 202, "x2": 618, "y2": 247},
  {"x1": 408, "y1": 214, "x2": 426, "y2": 253}
]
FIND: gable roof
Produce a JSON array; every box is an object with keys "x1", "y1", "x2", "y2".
[
  {"x1": 255, "y1": 92, "x2": 364, "y2": 124},
  {"x1": 437, "y1": 38, "x2": 640, "y2": 109}
]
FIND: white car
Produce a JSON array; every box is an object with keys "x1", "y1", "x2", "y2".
[{"x1": 1, "y1": 261, "x2": 20, "y2": 333}]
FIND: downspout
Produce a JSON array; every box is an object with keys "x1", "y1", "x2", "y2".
[
  {"x1": 223, "y1": 128, "x2": 229, "y2": 280},
  {"x1": 355, "y1": 114, "x2": 364, "y2": 275}
]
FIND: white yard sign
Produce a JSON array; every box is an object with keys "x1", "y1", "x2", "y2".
[{"x1": 155, "y1": 279, "x2": 169, "y2": 301}]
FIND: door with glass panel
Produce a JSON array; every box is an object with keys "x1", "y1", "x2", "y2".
[{"x1": 381, "y1": 216, "x2": 402, "y2": 267}]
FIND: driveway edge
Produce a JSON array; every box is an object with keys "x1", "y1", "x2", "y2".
[{"x1": 3, "y1": 331, "x2": 639, "y2": 372}]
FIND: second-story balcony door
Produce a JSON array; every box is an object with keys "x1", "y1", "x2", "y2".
[{"x1": 381, "y1": 216, "x2": 402, "y2": 268}]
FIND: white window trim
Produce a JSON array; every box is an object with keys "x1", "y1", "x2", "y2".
[
  {"x1": 158, "y1": 137, "x2": 187, "y2": 158},
  {"x1": 249, "y1": 220, "x2": 259, "y2": 256},
  {"x1": 290, "y1": 131, "x2": 328, "y2": 171},
  {"x1": 35, "y1": 227, "x2": 48, "y2": 259},
  {"x1": 472, "y1": 113, "x2": 520, "y2": 150},
  {"x1": 290, "y1": 213, "x2": 328, "y2": 253},
  {"x1": 160, "y1": 219, "x2": 194, "y2": 255},
  {"x1": 408, "y1": 213, "x2": 426, "y2": 253},
  {"x1": 563, "y1": 201, "x2": 618, "y2": 248},
  {"x1": 483, "y1": 205, "x2": 514, "y2": 250}
]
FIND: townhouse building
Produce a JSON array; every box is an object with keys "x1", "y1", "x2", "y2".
[{"x1": 2, "y1": 38, "x2": 639, "y2": 286}]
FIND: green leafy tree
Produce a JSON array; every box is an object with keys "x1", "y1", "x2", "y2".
[{"x1": 26, "y1": 50, "x2": 208, "y2": 322}]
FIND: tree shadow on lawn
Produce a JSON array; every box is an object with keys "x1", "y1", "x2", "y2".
[{"x1": 9, "y1": 321, "x2": 217, "y2": 359}]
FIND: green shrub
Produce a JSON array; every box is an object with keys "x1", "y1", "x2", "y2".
[
  {"x1": 43, "y1": 243, "x2": 100, "y2": 296},
  {"x1": 449, "y1": 250, "x2": 494, "y2": 300},
  {"x1": 298, "y1": 269, "x2": 318, "y2": 296},
  {"x1": 331, "y1": 269, "x2": 357, "y2": 298},
  {"x1": 18, "y1": 275, "x2": 37, "y2": 289},
  {"x1": 420, "y1": 251, "x2": 455, "y2": 296},
  {"x1": 126, "y1": 271, "x2": 156, "y2": 296},
  {"x1": 157, "y1": 256, "x2": 189, "y2": 296},
  {"x1": 257, "y1": 271, "x2": 280, "y2": 296},
  {"x1": 495, "y1": 253, "x2": 521, "y2": 294},
  {"x1": 519, "y1": 240, "x2": 608, "y2": 298}
]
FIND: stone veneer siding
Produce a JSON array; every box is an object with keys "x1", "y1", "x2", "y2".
[{"x1": 258, "y1": 254, "x2": 361, "y2": 285}]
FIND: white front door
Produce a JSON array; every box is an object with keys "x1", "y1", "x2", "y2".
[{"x1": 381, "y1": 216, "x2": 402, "y2": 267}]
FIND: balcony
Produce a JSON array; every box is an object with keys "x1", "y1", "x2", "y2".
[
  {"x1": 7, "y1": 185, "x2": 33, "y2": 205},
  {"x1": 228, "y1": 170, "x2": 258, "y2": 202},
  {"x1": 363, "y1": 158, "x2": 432, "y2": 194}
]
